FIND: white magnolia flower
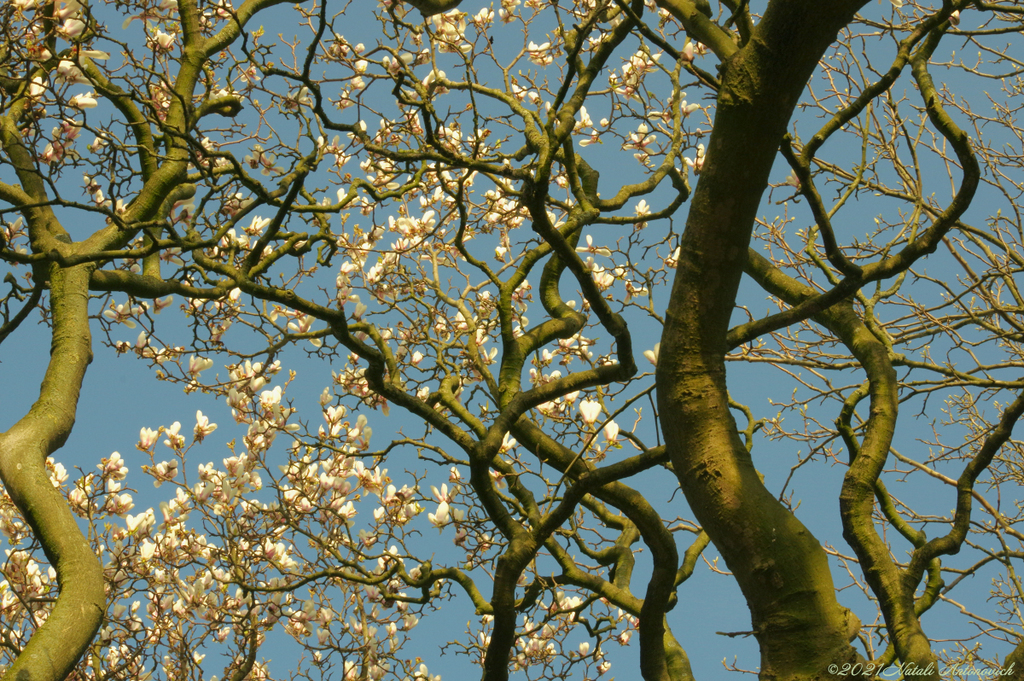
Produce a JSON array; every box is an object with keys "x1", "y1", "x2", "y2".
[
  {"x1": 428, "y1": 501, "x2": 450, "y2": 527},
  {"x1": 194, "y1": 411, "x2": 217, "y2": 441},
  {"x1": 69, "y1": 91, "x2": 98, "y2": 108},
  {"x1": 579, "y1": 399, "x2": 601, "y2": 425},
  {"x1": 644, "y1": 343, "x2": 660, "y2": 366}
]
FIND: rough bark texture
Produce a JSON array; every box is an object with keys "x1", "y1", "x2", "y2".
[{"x1": 657, "y1": 1, "x2": 871, "y2": 678}]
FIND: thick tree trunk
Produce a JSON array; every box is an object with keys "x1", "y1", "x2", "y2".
[
  {"x1": 657, "y1": 1, "x2": 870, "y2": 678},
  {"x1": 0, "y1": 263, "x2": 105, "y2": 681}
]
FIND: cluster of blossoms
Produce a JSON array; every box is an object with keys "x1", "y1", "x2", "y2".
[
  {"x1": 429, "y1": 10, "x2": 471, "y2": 54},
  {"x1": 609, "y1": 50, "x2": 662, "y2": 100},
  {"x1": 462, "y1": 591, "x2": 630, "y2": 678},
  {"x1": 575, "y1": 106, "x2": 609, "y2": 148},
  {"x1": 0, "y1": 365, "x2": 492, "y2": 680}
]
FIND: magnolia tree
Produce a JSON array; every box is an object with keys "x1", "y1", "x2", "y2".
[{"x1": 0, "y1": 0, "x2": 1023, "y2": 679}]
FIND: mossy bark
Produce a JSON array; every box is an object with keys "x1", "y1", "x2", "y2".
[
  {"x1": 0, "y1": 264, "x2": 105, "y2": 681},
  {"x1": 657, "y1": 1, "x2": 871, "y2": 678}
]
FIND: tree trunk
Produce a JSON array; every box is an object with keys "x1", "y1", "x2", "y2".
[
  {"x1": 0, "y1": 263, "x2": 105, "y2": 681},
  {"x1": 658, "y1": 1, "x2": 870, "y2": 678}
]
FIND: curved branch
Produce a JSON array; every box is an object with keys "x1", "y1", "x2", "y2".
[{"x1": 0, "y1": 264, "x2": 105, "y2": 681}]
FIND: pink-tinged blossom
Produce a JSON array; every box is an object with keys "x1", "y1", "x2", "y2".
[
  {"x1": 527, "y1": 41, "x2": 553, "y2": 66},
  {"x1": 61, "y1": 18, "x2": 87, "y2": 37},
  {"x1": 139, "y1": 539, "x2": 157, "y2": 561},
  {"x1": 152, "y1": 460, "x2": 179, "y2": 488},
  {"x1": 39, "y1": 118, "x2": 82, "y2": 164},
  {"x1": 610, "y1": 51, "x2": 661, "y2": 99},
  {"x1": 244, "y1": 144, "x2": 282, "y2": 175},
  {"x1": 292, "y1": 494, "x2": 314, "y2": 514},
  {"x1": 412, "y1": 664, "x2": 440, "y2": 681},
  {"x1": 238, "y1": 64, "x2": 261, "y2": 86},
  {"x1": 194, "y1": 411, "x2": 217, "y2": 441},
  {"x1": 499, "y1": 0, "x2": 519, "y2": 21},
  {"x1": 428, "y1": 501, "x2": 449, "y2": 527},
  {"x1": 358, "y1": 529, "x2": 377, "y2": 547},
  {"x1": 473, "y1": 7, "x2": 494, "y2": 26},
  {"x1": 431, "y1": 483, "x2": 454, "y2": 503},
  {"x1": 625, "y1": 122, "x2": 657, "y2": 163},
  {"x1": 263, "y1": 538, "x2": 283, "y2": 561},
  {"x1": 603, "y1": 421, "x2": 620, "y2": 442},
  {"x1": 47, "y1": 459, "x2": 68, "y2": 487},
  {"x1": 162, "y1": 423, "x2": 185, "y2": 450},
  {"x1": 138, "y1": 427, "x2": 159, "y2": 450},
  {"x1": 323, "y1": 404, "x2": 346, "y2": 434},
  {"x1": 56, "y1": 60, "x2": 90, "y2": 85},
  {"x1": 126, "y1": 509, "x2": 155, "y2": 536},
  {"x1": 665, "y1": 246, "x2": 681, "y2": 269},
  {"x1": 422, "y1": 69, "x2": 448, "y2": 93},
  {"x1": 69, "y1": 91, "x2": 98, "y2": 108},
  {"x1": 684, "y1": 143, "x2": 706, "y2": 175},
  {"x1": 188, "y1": 355, "x2": 213, "y2": 376},
  {"x1": 574, "y1": 105, "x2": 594, "y2": 139},
  {"x1": 149, "y1": 29, "x2": 175, "y2": 51},
  {"x1": 102, "y1": 300, "x2": 143, "y2": 328},
  {"x1": 634, "y1": 199, "x2": 651, "y2": 229},
  {"x1": 489, "y1": 469, "x2": 506, "y2": 489},
  {"x1": 55, "y1": 0, "x2": 83, "y2": 19},
  {"x1": 575, "y1": 234, "x2": 612, "y2": 257},
  {"x1": 590, "y1": 265, "x2": 614, "y2": 290},
  {"x1": 105, "y1": 492, "x2": 134, "y2": 515},
  {"x1": 452, "y1": 526, "x2": 468, "y2": 546},
  {"x1": 579, "y1": 399, "x2": 601, "y2": 425},
  {"x1": 224, "y1": 454, "x2": 247, "y2": 478},
  {"x1": 148, "y1": 294, "x2": 172, "y2": 315},
  {"x1": 29, "y1": 76, "x2": 47, "y2": 99},
  {"x1": 333, "y1": 499, "x2": 357, "y2": 521},
  {"x1": 53, "y1": 118, "x2": 83, "y2": 142},
  {"x1": 644, "y1": 343, "x2": 660, "y2": 366},
  {"x1": 100, "y1": 451, "x2": 128, "y2": 480},
  {"x1": 158, "y1": 501, "x2": 176, "y2": 527},
  {"x1": 260, "y1": 386, "x2": 283, "y2": 413},
  {"x1": 281, "y1": 86, "x2": 312, "y2": 112},
  {"x1": 430, "y1": 10, "x2": 470, "y2": 54},
  {"x1": 39, "y1": 142, "x2": 66, "y2": 165},
  {"x1": 245, "y1": 215, "x2": 271, "y2": 235},
  {"x1": 68, "y1": 487, "x2": 91, "y2": 514},
  {"x1": 500, "y1": 432, "x2": 517, "y2": 453},
  {"x1": 27, "y1": 44, "x2": 53, "y2": 61}
]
